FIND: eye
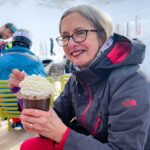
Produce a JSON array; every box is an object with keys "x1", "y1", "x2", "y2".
[
  {"x1": 62, "y1": 35, "x2": 69, "y2": 40},
  {"x1": 75, "y1": 30, "x2": 85, "y2": 36}
]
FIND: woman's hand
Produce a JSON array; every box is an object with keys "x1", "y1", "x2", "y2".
[
  {"x1": 8, "y1": 69, "x2": 25, "y2": 88},
  {"x1": 20, "y1": 107, "x2": 67, "y2": 142}
]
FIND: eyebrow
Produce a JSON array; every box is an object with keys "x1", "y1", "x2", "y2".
[
  {"x1": 61, "y1": 32, "x2": 69, "y2": 35},
  {"x1": 61, "y1": 27, "x2": 86, "y2": 35}
]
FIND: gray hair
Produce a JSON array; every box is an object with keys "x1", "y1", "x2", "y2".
[{"x1": 59, "y1": 4, "x2": 113, "y2": 40}]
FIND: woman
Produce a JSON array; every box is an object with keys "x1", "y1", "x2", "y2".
[{"x1": 8, "y1": 4, "x2": 150, "y2": 150}]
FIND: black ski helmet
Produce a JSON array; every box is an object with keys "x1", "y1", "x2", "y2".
[{"x1": 12, "y1": 29, "x2": 32, "y2": 48}]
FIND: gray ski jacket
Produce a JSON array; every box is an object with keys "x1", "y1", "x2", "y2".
[{"x1": 53, "y1": 33, "x2": 150, "y2": 150}]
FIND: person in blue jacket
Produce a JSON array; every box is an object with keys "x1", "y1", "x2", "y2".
[
  {"x1": 8, "y1": 4, "x2": 150, "y2": 150},
  {"x1": 0, "y1": 29, "x2": 46, "y2": 78},
  {"x1": 0, "y1": 29, "x2": 46, "y2": 128}
]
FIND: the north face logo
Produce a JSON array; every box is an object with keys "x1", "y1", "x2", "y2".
[{"x1": 122, "y1": 99, "x2": 137, "y2": 107}]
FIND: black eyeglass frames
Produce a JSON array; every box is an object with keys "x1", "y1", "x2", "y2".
[{"x1": 56, "y1": 29, "x2": 98, "y2": 47}]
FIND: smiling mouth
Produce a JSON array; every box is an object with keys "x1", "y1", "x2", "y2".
[{"x1": 71, "y1": 50, "x2": 85, "y2": 56}]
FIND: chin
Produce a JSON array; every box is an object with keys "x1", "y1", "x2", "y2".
[
  {"x1": 75, "y1": 63, "x2": 87, "y2": 68},
  {"x1": 73, "y1": 59, "x2": 89, "y2": 68}
]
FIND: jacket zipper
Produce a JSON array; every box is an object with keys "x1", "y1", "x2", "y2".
[
  {"x1": 94, "y1": 113, "x2": 102, "y2": 137},
  {"x1": 82, "y1": 81, "x2": 92, "y2": 128}
]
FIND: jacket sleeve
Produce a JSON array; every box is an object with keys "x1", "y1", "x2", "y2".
[
  {"x1": 61, "y1": 69, "x2": 150, "y2": 150},
  {"x1": 107, "y1": 69, "x2": 150, "y2": 150}
]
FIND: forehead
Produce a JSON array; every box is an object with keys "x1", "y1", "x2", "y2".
[{"x1": 60, "y1": 12, "x2": 93, "y2": 34}]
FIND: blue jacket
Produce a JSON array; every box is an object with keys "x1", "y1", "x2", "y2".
[
  {"x1": 53, "y1": 33, "x2": 150, "y2": 150},
  {"x1": 0, "y1": 45, "x2": 46, "y2": 79}
]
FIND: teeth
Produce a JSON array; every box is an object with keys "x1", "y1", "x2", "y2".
[{"x1": 72, "y1": 51, "x2": 81, "y2": 56}]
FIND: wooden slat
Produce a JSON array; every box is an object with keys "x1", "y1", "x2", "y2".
[
  {"x1": 0, "y1": 80, "x2": 20, "y2": 131},
  {"x1": 5, "y1": 111, "x2": 20, "y2": 114},
  {"x1": 0, "y1": 85, "x2": 9, "y2": 88},
  {"x1": 0, "y1": 89, "x2": 11, "y2": 92},
  {"x1": 0, "y1": 94, "x2": 16, "y2": 97},
  {"x1": 0, "y1": 103, "x2": 18, "y2": 107},
  {"x1": 0, "y1": 80, "x2": 8, "y2": 83},
  {"x1": 0, "y1": 98, "x2": 17, "y2": 102}
]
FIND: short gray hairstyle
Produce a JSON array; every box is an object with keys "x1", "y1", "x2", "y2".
[{"x1": 59, "y1": 4, "x2": 113, "y2": 40}]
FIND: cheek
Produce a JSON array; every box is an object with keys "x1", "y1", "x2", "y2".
[
  {"x1": 87, "y1": 46, "x2": 99, "y2": 63},
  {"x1": 63, "y1": 47, "x2": 70, "y2": 59},
  {"x1": 86, "y1": 40, "x2": 100, "y2": 57},
  {"x1": 6, "y1": 29, "x2": 9, "y2": 34},
  {"x1": 63, "y1": 47, "x2": 68, "y2": 55},
  {"x1": 90, "y1": 35, "x2": 103, "y2": 54}
]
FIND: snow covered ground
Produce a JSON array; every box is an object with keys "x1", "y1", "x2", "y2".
[{"x1": 0, "y1": 0, "x2": 150, "y2": 74}]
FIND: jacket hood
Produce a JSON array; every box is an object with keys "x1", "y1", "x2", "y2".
[
  {"x1": 70, "y1": 33, "x2": 146, "y2": 80},
  {"x1": 6, "y1": 45, "x2": 34, "y2": 55}
]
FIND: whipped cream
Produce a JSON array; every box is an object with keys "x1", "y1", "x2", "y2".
[{"x1": 19, "y1": 74, "x2": 54, "y2": 100}]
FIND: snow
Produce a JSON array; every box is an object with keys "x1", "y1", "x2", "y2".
[{"x1": 0, "y1": 0, "x2": 150, "y2": 74}]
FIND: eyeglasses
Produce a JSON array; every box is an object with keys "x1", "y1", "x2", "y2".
[{"x1": 56, "y1": 29, "x2": 97, "y2": 47}]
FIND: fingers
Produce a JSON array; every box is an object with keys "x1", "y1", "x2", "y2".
[
  {"x1": 20, "y1": 109, "x2": 49, "y2": 125},
  {"x1": 20, "y1": 108, "x2": 67, "y2": 141},
  {"x1": 21, "y1": 120, "x2": 33, "y2": 131},
  {"x1": 21, "y1": 120, "x2": 38, "y2": 133},
  {"x1": 12, "y1": 69, "x2": 25, "y2": 78},
  {"x1": 21, "y1": 109, "x2": 46, "y2": 118},
  {"x1": 8, "y1": 69, "x2": 25, "y2": 88},
  {"x1": 20, "y1": 109, "x2": 38, "y2": 132},
  {"x1": 8, "y1": 75, "x2": 22, "y2": 88},
  {"x1": 8, "y1": 78, "x2": 18, "y2": 88},
  {"x1": 20, "y1": 109, "x2": 48, "y2": 133}
]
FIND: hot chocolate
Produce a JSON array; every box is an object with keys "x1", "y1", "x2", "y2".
[
  {"x1": 19, "y1": 74, "x2": 54, "y2": 111},
  {"x1": 23, "y1": 98, "x2": 50, "y2": 111}
]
